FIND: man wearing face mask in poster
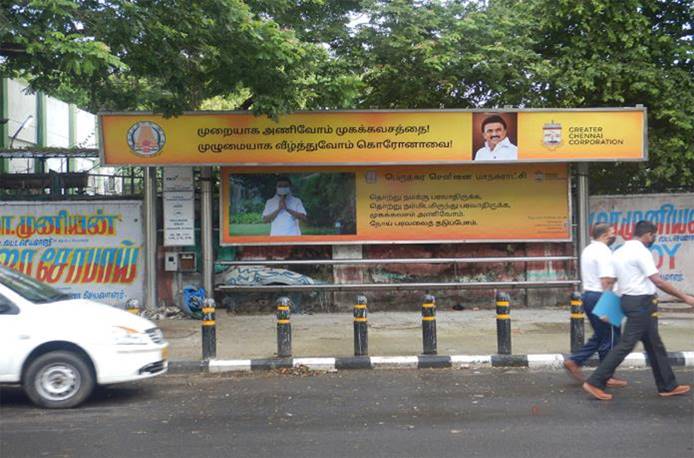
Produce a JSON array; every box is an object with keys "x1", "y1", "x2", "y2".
[
  {"x1": 262, "y1": 176, "x2": 307, "y2": 236},
  {"x1": 563, "y1": 224, "x2": 626, "y2": 387},
  {"x1": 583, "y1": 220, "x2": 694, "y2": 401}
]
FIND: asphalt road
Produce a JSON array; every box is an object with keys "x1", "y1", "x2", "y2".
[{"x1": 1, "y1": 368, "x2": 693, "y2": 458}]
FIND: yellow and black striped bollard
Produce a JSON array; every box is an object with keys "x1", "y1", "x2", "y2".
[
  {"x1": 201, "y1": 298, "x2": 217, "y2": 360},
  {"x1": 126, "y1": 299, "x2": 140, "y2": 315},
  {"x1": 496, "y1": 292, "x2": 511, "y2": 355},
  {"x1": 422, "y1": 295, "x2": 437, "y2": 355},
  {"x1": 354, "y1": 295, "x2": 368, "y2": 356},
  {"x1": 651, "y1": 296, "x2": 659, "y2": 324},
  {"x1": 276, "y1": 296, "x2": 292, "y2": 358},
  {"x1": 570, "y1": 291, "x2": 585, "y2": 353}
]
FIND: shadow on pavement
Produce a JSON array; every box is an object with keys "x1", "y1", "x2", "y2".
[{"x1": 0, "y1": 383, "x2": 156, "y2": 410}]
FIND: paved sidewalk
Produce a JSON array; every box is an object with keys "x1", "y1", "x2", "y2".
[{"x1": 156, "y1": 305, "x2": 694, "y2": 362}]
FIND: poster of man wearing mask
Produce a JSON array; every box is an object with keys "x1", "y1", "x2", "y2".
[
  {"x1": 225, "y1": 171, "x2": 357, "y2": 239},
  {"x1": 262, "y1": 176, "x2": 307, "y2": 236}
]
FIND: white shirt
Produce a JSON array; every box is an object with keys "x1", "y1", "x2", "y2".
[
  {"x1": 262, "y1": 194, "x2": 306, "y2": 236},
  {"x1": 612, "y1": 240, "x2": 658, "y2": 296},
  {"x1": 474, "y1": 137, "x2": 518, "y2": 161},
  {"x1": 580, "y1": 240, "x2": 615, "y2": 292}
]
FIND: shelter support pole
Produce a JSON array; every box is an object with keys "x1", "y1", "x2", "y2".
[
  {"x1": 576, "y1": 163, "x2": 590, "y2": 256},
  {"x1": 201, "y1": 167, "x2": 214, "y2": 297},
  {"x1": 144, "y1": 166, "x2": 158, "y2": 310}
]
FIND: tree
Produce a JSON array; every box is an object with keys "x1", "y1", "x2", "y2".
[
  {"x1": 0, "y1": 0, "x2": 362, "y2": 116},
  {"x1": 338, "y1": 0, "x2": 546, "y2": 109},
  {"x1": 526, "y1": 0, "x2": 694, "y2": 192},
  {"x1": 337, "y1": 0, "x2": 693, "y2": 192}
]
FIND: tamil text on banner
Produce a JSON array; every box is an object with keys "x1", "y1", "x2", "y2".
[
  {"x1": 590, "y1": 193, "x2": 694, "y2": 300},
  {"x1": 220, "y1": 164, "x2": 570, "y2": 245},
  {"x1": 0, "y1": 201, "x2": 144, "y2": 306},
  {"x1": 100, "y1": 109, "x2": 645, "y2": 165}
]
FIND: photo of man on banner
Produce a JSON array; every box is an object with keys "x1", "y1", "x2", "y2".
[
  {"x1": 473, "y1": 113, "x2": 518, "y2": 161},
  {"x1": 226, "y1": 172, "x2": 357, "y2": 239},
  {"x1": 262, "y1": 176, "x2": 307, "y2": 236}
]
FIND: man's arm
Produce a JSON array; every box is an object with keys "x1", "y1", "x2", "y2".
[
  {"x1": 285, "y1": 208, "x2": 307, "y2": 221},
  {"x1": 649, "y1": 273, "x2": 694, "y2": 306},
  {"x1": 600, "y1": 277, "x2": 615, "y2": 291},
  {"x1": 262, "y1": 198, "x2": 283, "y2": 223},
  {"x1": 286, "y1": 197, "x2": 307, "y2": 222}
]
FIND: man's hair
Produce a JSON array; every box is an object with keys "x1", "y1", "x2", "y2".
[
  {"x1": 481, "y1": 115, "x2": 507, "y2": 132},
  {"x1": 591, "y1": 223, "x2": 611, "y2": 240},
  {"x1": 634, "y1": 220, "x2": 657, "y2": 237},
  {"x1": 276, "y1": 175, "x2": 292, "y2": 186}
]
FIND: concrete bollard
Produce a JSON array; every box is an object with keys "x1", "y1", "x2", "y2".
[
  {"x1": 276, "y1": 296, "x2": 292, "y2": 358},
  {"x1": 421, "y1": 295, "x2": 437, "y2": 355},
  {"x1": 201, "y1": 298, "x2": 217, "y2": 360},
  {"x1": 496, "y1": 292, "x2": 511, "y2": 355},
  {"x1": 353, "y1": 295, "x2": 369, "y2": 356},
  {"x1": 570, "y1": 291, "x2": 585, "y2": 353}
]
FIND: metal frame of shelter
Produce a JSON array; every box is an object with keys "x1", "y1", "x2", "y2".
[{"x1": 95, "y1": 107, "x2": 647, "y2": 309}]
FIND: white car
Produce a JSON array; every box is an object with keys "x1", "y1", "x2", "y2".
[{"x1": 0, "y1": 264, "x2": 168, "y2": 408}]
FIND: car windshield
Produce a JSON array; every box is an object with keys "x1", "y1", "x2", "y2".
[{"x1": 0, "y1": 265, "x2": 72, "y2": 304}]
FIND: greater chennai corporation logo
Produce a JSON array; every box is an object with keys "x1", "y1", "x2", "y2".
[
  {"x1": 127, "y1": 121, "x2": 166, "y2": 157},
  {"x1": 542, "y1": 121, "x2": 562, "y2": 149}
]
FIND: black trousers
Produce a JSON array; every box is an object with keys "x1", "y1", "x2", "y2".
[{"x1": 587, "y1": 294, "x2": 678, "y2": 392}]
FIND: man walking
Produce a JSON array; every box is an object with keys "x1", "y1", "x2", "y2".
[
  {"x1": 563, "y1": 224, "x2": 626, "y2": 387},
  {"x1": 583, "y1": 221, "x2": 694, "y2": 400}
]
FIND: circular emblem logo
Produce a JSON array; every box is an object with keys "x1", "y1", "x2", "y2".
[{"x1": 127, "y1": 121, "x2": 166, "y2": 157}]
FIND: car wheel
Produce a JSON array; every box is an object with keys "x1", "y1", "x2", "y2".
[{"x1": 23, "y1": 351, "x2": 95, "y2": 409}]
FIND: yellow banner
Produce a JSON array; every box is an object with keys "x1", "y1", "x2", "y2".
[
  {"x1": 220, "y1": 164, "x2": 570, "y2": 245},
  {"x1": 99, "y1": 109, "x2": 645, "y2": 165}
]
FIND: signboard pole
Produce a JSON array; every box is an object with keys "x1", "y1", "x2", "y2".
[
  {"x1": 144, "y1": 167, "x2": 158, "y2": 310},
  {"x1": 201, "y1": 167, "x2": 214, "y2": 296}
]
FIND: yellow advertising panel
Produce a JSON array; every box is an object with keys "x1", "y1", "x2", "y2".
[
  {"x1": 220, "y1": 164, "x2": 570, "y2": 245},
  {"x1": 100, "y1": 109, "x2": 645, "y2": 165}
]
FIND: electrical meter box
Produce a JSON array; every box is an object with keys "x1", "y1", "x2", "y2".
[{"x1": 164, "y1": 252, "x2": 197, "y2": 272}]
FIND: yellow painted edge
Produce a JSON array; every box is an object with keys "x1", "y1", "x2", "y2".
[
  {"x1": 202, "y1": 320, "x2": 216, "y2": 326},
  {"x1": 422, "y1": 316, "x2": 436, "y2": 321},
  {"x1": 496, "y1": 301, "x2": 510, "y2": 306},
  {"x1": 570, "y1": 313, "x2": 585, "y2": 319},
  {"x1": 354, "y1": 318, "x2": 368, "y2": 322},
  {"x1": 354, "y1": 305, "x2": 367, "y2": 309},
  {"x1": 277, "y1": 306, "x2": 290, "y2": 311},
  {"x1": 277, "y1": 319, "x2": 290, "y2": 324},
  {"x1": 422, "y1": 303, "x2": 436, "y2": 308},
  {"x1": 496, "y1": 314, "x2": 511, "y2": 319}
]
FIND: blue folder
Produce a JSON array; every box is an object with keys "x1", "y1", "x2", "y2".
[{"x1": 591, "y1": 291, "x2": 625, "y2": 327}]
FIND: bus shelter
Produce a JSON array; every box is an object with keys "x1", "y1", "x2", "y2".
[{"x1": 98, "y1": 108, "x2": 647, "y2": 310}]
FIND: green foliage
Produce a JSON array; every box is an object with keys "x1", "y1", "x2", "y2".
[
  {"x1": 525, "y1": 0, "x2": 694, "y2": 192},
  {"x1": 1, "y1": 0, "x2": 361, "y2": 116},
  {"x1": 3, "y1": 0, "x2": 691, "y2": 192},
  {"x1": 231, "y1": 211, "x2": 263, "y2": 225},
  {"x1": 337, "y1": 0, "x2": 693, "y2": 192}
]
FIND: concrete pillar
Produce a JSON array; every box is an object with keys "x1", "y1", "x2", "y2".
[{"x1": 332, "y1": 245, "x2": 363, "y2": 310}]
